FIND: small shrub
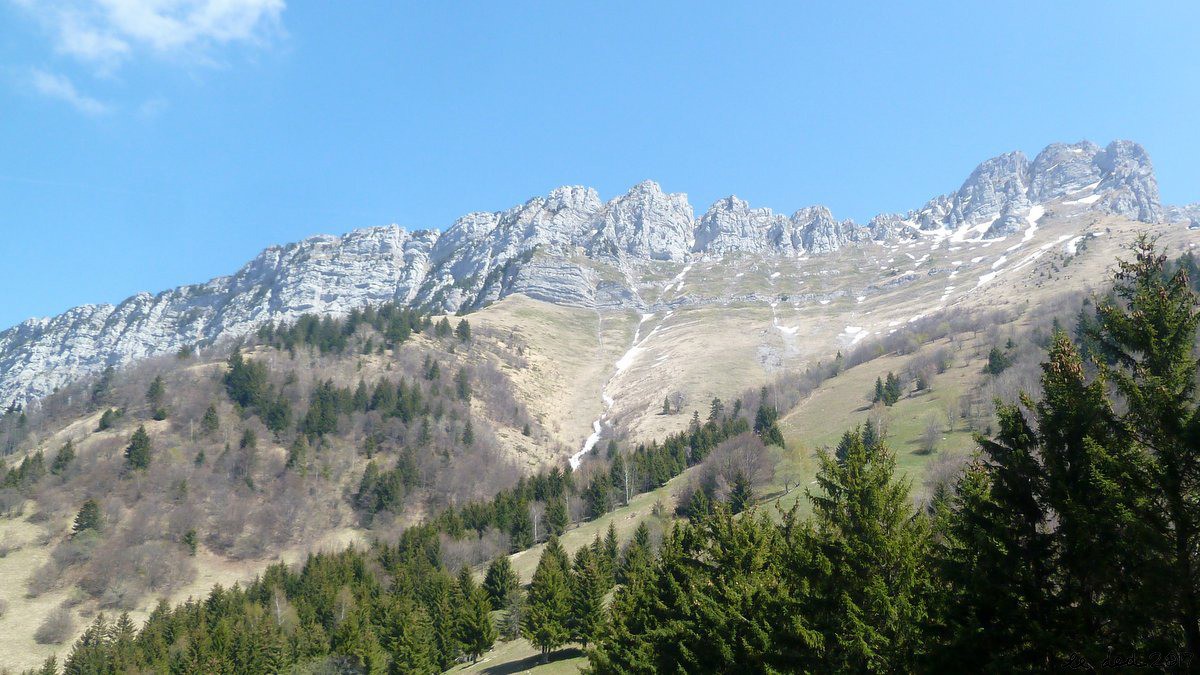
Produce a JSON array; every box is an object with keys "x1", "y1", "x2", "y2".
[{"x1": 34, "y1": 607, "x2": 75, "y2": 644}]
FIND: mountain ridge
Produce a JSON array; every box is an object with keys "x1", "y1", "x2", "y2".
[{"x1": 0, "y1": 139, "x2": 1186, "y2": 407}]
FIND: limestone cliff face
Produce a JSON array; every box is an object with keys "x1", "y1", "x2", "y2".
[{"x1": 0, "y1": 140, "x2": 1176, "y2": 406}]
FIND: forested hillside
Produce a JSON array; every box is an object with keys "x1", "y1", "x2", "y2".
[{"x1": 7, "y1": 242, "x2": 1196, "y2": 673}]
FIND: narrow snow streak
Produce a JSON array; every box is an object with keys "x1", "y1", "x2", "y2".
[{"x1": 572, "y1": 262, "x2": 696, "y2": 468}]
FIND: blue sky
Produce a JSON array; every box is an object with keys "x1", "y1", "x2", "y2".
[{"x1": 2, "y1": 2, "x2": 1198, "y2": 330}]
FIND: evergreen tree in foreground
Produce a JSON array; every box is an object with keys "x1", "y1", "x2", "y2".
[
  {"x1": 794, "y1": 428, "x2": 932, "y2": 672},
  {"x1": 483, "y1": 555, "x2": 519, "y2": 611},
  {"x1": 455, "y1": 565, "x2": 497, "y2": 662},
  {"x1": 523, "y1": 543, "x2": 572, "y2": 660},
  {"x1": 569, "y1": 546, "x2": 607, "y2": 648}
]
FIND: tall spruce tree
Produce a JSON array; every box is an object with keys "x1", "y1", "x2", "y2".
[
  {"x1": 483, "y1": 556, "x2": 519, "y2": 611},
  {"x1": 455, "y1": 565, "x2": 497, "y2": 662},
  {"x1": 124, "y1": 425, "x2": 152, "y2": 471},
  {"x1": 523, "y1": 543, "x2": 572, "y2": 660},
  {"x1": 569, "y1": 546, "x2": 606, "y2": 648},
  {"x1": 794, "y1": 428, "x2": 932, "y2": 672},
  {"x1": 1090, "y1": 237, "x2": 1200, "y2": 660}
]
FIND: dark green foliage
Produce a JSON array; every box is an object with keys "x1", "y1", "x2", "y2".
[
  {"x1": 223, "y1": 350, "x2": 292, "y2": 433},
  {"x1": 435, "y1": 317, "x2": 453, "y2": 338},
  {"x1": 299, "y1": 379, "x2": 346, "y2": 438},
  {"x1": 591, "y1": 506, "x2": 810, "y2": 674},
  {"x1": 183, "y1": 529, "x2": 198, "y2": 556},
  {"x1": 753, "y1": 400, "x2": 785, "y2": 448},
  {"x1": 728, "y1": 471, "x2": 754, "y2": 513},
  {"x1": 90, "y1": 365, "x2": 115, "y2": 408},
  {"x1": 523, "y1": 543, "x2": 571, "y2": 659},
  {"x1": 73, "y1": 498, "x2": 102, "y2": 535},
  {"x1": 546, "y1": 495, "x2": 569, "y2": 536},
  {"x1": 872, "y1": 371, "x2": 904, "y2": 405},
  {"x1": 931, "y1": 239, "x2": 1200, "y2": 669},
  {"x1": 483, "y1": 556, "x2": 519, "y2": 611},
  {"x1": 3, "y1": 449, "x2": 46, "y2": 490},
  {"x1": 798, "y1": 429, "x2": 932, "y2": 671},
  {"x1": 256, "y1": 304, "x2": 425, "y2": 355},
  {"x1": 461, "y1": 418, "x2": 474, "y2": 446},
  {"x1": 455, "y1": 318, "x2": 472, "y2": 342},
  {"x1": 983, "y1": 345, "x2": 1012, "y2": 375},
  {"x1": 354, "y1": 456, "x2": 417, "y2": 522},
  {"x1": 124, "y1": 425, "x2": 152, "y2": 471},
  {"x1": 146, "y1": 374, "x2": 165, "y2": 411},
  {"x1": 454, "y1": 367, "x2": 471, "y2": 402},
  {"x1": 96, "y1": 407, "x2": 123, "y2": 431},
  {"x1": 200, "y1": 403, "x2": 220, "y2": 435},
  {"x1": 456, "y1": 566, "x2": 497, "y2": 662},
  {"x1": 50, "y1": 440, "x2": 75, "y2": 476},
  {"x1": 569, "y1": 546, "x2": 606, "y2": 648}
]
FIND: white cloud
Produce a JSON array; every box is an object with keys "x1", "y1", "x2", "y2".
[
  {"x1": 14, "y1": 0, "x2": 286, "y2": 70},
  {"x1": 29, "y1": 68, "x2": 111, "y2": 114}
]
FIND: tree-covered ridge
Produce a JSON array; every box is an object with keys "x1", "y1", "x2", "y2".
[{"x1": 254, "y1": 303, "x2": 431, "y2": 357}]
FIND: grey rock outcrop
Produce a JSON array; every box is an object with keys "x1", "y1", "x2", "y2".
[
  {"x1": 0, "y1": 139, "x2": 1176, "y2": 406},
  {"x1": 904, "y1": 140, "x2": 1161, "y2": 233},
  {"x1": 1167, "y1": 204, "x2": 1200, "y2": 229}
]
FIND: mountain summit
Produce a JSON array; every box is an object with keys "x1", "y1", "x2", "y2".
[{"x1": 0, "y1": 140, "x2": 1180, "y2": 406}]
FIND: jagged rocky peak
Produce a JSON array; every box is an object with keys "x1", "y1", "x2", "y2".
[
  {"x1": 0, "y1": 139, "x2": 1179, "y2": 407},
  {"x1": 693, "y1": 197, "x2": 868, "y2": 256},
  {"x1": 790, "y1": 205, "x2": 865, "y2": 254},
  {"x1": 950, "y1": 151, "x2": 1032, "y2": 227},
  {"x1": 693, "y1": 196, "x2": 788, "y2": 254},
  {"x1": 587, "y1": 180, "x2": 695, "y2": 261},
  {"x1": 1029, "y1": 141, "x2": 1103, "y2": 201},
  {"x1": 1095, "y1": 140, "x2": 1163, "y2": 223},
  {"x1": 902, "y1": 139, "x2": 1163, "y2": 233}
]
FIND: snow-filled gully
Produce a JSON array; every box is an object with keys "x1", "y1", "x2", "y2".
[{"x1": 571, "y1": 263, "x2": 694, "y2": 468}]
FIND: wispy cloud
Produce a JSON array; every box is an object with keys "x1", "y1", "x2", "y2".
[
  {"x1": 13, "y1": 0, "x2": 286, "y2": 71},
  {"x1": 29, "y1": 68, "x2": 111, "y2": 114}
]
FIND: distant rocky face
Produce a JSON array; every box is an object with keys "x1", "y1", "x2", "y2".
[
  {"x1": 904, "y1": 140, "x2": 1163, "y2": 235},
  {"x1": 0, "y1": 139, "x2": 1181, "y2": 406},
  {"x1": 1167, "y1": 204, "x2": 1200, "y2": 229}
]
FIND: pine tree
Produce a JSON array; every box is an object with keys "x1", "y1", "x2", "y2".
[
  {"x1": 728, "y1": 471, "x2": 754, "y2": 513},
  {"x1": 546, "y1": 495, "x2": 569, "y2": 536},
  {"x1": 50, "y1": 440, "x2": 75, "y2": 476},
  {"x1": 454, "y1": 367, "x2": 471, "y2": 402},
  {"x1": 73, "y1": 498, "x2": 102, "y2": 535},
  {"x1": 797, "y1": 428, "x2": 931, "y2": 671},
  {"x1": 124, "y1": 425, "x2": 152, "y2": 471},
  {"x1": 147, "y1": 375, "x2": 165, "y2": 408},
  {"x1": 618, "y1": 523, "x2": 653, "y2": 585},
  {"x1": 200, "y1": 404, "x2": 220, "y2": 435},
  {"x1": 570, "y1": 546, "x2": 606, "y2": 648},
  {"x1": 380, "y1": 597, "x2": 438, "y2": 675},
  {"x1": 984, "y1": 346, "x2": 1012, "y2": 375},
  {"x1": 455, "y1": 566, "x2": 497, "y2": 662},
  {"x1": 523, "y1": 544, "x2": 572, "y2": 660},
  {"x1": 483, "y1": 556, "x2": 519, "y2": 611},
  {"x1": 331, "y1": 609, "x2": 387, "y2": 674},
  {"x1": 427, "y1": 574, "x2": 462, "y2": 670},
  {"x1": 1089, "y1": 237, "x2": 1200, "y2": 660},
  {"x1": 456, "y1": 318, "x2": 472, "y2": 342}
]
